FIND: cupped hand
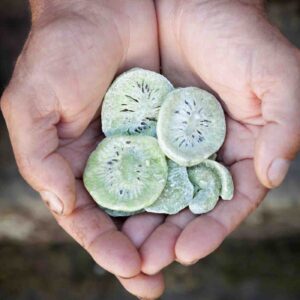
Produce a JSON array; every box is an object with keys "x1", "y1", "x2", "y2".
[
  {"x1": 3, "y1": 1, "x2": 300, "y2": 298},
  {"x1": 1, "y1": 0, "x2": 164, "y2": 298},
  {"x1": 123, "y1": 0, "x2": 300, "y2": 277}
]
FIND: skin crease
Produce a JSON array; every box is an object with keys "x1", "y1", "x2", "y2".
[{"x1": 1, "y1": 0, "x2": 300, "y2": 299}]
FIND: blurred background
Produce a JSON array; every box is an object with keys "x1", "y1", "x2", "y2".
[{"x1": 0, "y1": 0, "x2": 300, "y2": 299}]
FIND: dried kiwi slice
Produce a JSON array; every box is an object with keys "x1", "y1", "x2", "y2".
[
  {"x1": 199, "y1": 160, "x2": 234, "y2": 200},
  {"x1": 145, "y1": 160, "x2": 194, "y2": 215},
  {"x1": 101, "y1": 68, "x2": 173, "y2": 137},
  {"x1": 188, "y1": 164, "x2": 221, "y2": 214},
  {"x1": 83, "y1": 136, "x2": 168, "y2": 212},
  {"x1": 157, "y1": 87, "x2": 226, "y2": 166}
]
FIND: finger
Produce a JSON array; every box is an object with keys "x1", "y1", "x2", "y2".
[
  {"x1": 140, "y1": 209, "x2": 195, "y2": 275},
  {"x1": 118, "y1": 272, "x2": 165, "y2": 299},
  {"x1": 255, "y1": 121, "x2": 300, "y2": 189},
  {"x1": 175, "y1": 159, "x2": 267, "y2": 264},
  {"x1": 0, "y1": 72, "x2": 117, "y2": 216},
  {"x1": 122, "y1": 213, "x2": 165, "y2": 248},
  {"x1": 254, "y1": 53, "x2": 300, "y2": 188},
  {"x1": 54, "y1": 180, "x2": 141, "y2": 278},
  {"x1": 0, "y1": 20, "x2": 125, "y2": 214},
  {"x1": 1, "y1": 85, "x2": 76, "y2": 215},
  {"x1": 118, "y1": 0, "x2": 159, "y2": 73},
  {"x1": 140, "y1": 222, "x2": 181, "y2": 275},
  {"x1": 255, "y1": 123, "x2": 300, "y2": 188},
  {"x1": 58, "y1": 119, "x2": 103, "y2": 178},
  {"x1": 218, "y1": 116, "x2": 259, "y2": 165}
]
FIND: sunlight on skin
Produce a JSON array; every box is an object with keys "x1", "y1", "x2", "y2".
[
  {"x1": 1, "y1": 0, "x2": 300, "y2": 299},
  {"x1": 122, "y1": 0, "x2": 300, "y2": 282},
  {"x1": 1, "y1": 0, "x2": 165, "y2": 298},
  {"x1": 124, "y1": 118, "x2": 268, "y2": 274},
  {"x1": 118, "y1": 272, "x2": 165, "y2": 299}
]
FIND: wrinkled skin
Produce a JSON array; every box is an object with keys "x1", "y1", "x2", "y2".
[{"x1": 1, "y1": 0, "x2": 300, "y2": 298}]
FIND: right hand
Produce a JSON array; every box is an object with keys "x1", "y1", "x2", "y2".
[{"x1": 1, "y1": 1, "x2": 164, "y2": 298}]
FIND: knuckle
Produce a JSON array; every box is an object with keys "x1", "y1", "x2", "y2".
[
  {"x1": 16, "y1": 155, "x2": 37, "y2": 183},
  {"x1": 0, "y1": 88, "x2": 14, "y2": 116},
  {"x1": 0, "y1": 81, "x2": 28, "y2": 119}
]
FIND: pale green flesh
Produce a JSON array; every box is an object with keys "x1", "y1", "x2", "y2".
[
  {"x1": 188, "y1": 164, "x2": 221, "y2": 214},
  {"x1": 83, "y1": 136, "x2": 168, "y2": 212},
  {"x1": 145, "y1": 160, "x2": 194, "y2": 215},
  {"x1": 101, "y1": 68, "x2": 173, "y2": 137},
  {"x1": 157, "y1": 87, "x2": 226, "y2": 166},
  {"x1": 199, "y1": 160, "x2": 234, "y2": 200}
]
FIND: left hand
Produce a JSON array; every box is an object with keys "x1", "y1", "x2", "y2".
[
  {"x1": 0, "y1": 1, "x2": 164, "y2": 298},
  {"x1": 123, "y1": 0, "x2": 300, "y2": 278}
]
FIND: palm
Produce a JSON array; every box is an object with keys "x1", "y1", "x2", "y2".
[
  {"x1": 59, "y1": 1, "x2": 300, "y2": 296},
  {"x1": 3, "y1": 1, "x2": 299, "y2": 298},
  {"x1": 123, "y1": 0, "x2": 275, "y2": 274},
  {"x1": 1, "y1": 0, "x2": 166, "y2": 296},
  {"x1": 50, "y1": 5, "x2": 167, "y2": 294}
]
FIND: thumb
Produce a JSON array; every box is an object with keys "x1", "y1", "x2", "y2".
[
  {"x1": 255, "y1": 79, "x2": 300, "y2": 188},
  {"x1": 1, "y1": 84, "x2": 75, "y2": 215}
]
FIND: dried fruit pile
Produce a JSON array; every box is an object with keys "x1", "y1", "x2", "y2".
[{"x1": 83, "y1": 68, "x2": 234, "y2": 217}]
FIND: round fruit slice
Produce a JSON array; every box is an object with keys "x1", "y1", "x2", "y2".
[
  {"x1": 145, "y1": 160, "x2": 194, "y2": 215},
  {"x1": 199, "y1": 160, "x2": 234, "y2": 200},
  {"x1": 157, "y1": 87, "x2": 226, "y2": 166},
  {"x1": 83, "y1": 136, "x2": 168, "y2": 212},
  {"x1": 101, "y1": 68, "x2": 173, "y2": 137},
  {"x1": 188, "y1": 164, "x2": 221, "y2": 214}
]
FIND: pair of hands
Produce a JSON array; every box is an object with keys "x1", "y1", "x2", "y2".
[{"x1": 1, "y1": 0, "x2": 300, "y2": 298}]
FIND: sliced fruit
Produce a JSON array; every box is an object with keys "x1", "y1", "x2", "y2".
[
  {"x1": 83, "y1": 136, "x2": 168, "y2": 212},
  {"x1": 157, "y1": 87, "x2": 226, "y2": 166},
  {"x1": 145, "y1": 160, "x2": 194, "y2": 215},
  {"x1": 188, "y1": 164, "x2": 221, "y2": 214},
  {"x1": 101, "y1": 68, "x2": 173, "y2": 137},
  {"x1": 199, "y1": 160, "x2": 234, "y2": 200}
]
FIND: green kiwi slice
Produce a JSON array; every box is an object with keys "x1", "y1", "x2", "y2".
[
  {"x1": 101, "y1": 68, "x2": 173, "y2": 137},
  {"x1": 188, "y1": 164, "x2": 222, "y2": 214},
  {"x1": 157, "y1": 87, "x2": 226, "y2": 166},
  {"x1": 199, "y1": 160, "x2": 234, "y2": 200},
  {"x1": 83, "y1": 136, "x2": 168, "y2": 212},
  {"x1": 145, "y1": 160, "x2": 194, "y2": 215}
]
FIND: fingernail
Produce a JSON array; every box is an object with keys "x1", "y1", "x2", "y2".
[
  {"x1": 40, "y1": 191, "x2": 64, "y2": 215},
  {"x1": 268, "y1": 158, "x2": 290, "y2": 187},
  {"x1": 186, "y1": 259, "x2": 199, "y2": 266},
  {"x1": 178, "y1": 259, "x2": 199, "y2": 266}
]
